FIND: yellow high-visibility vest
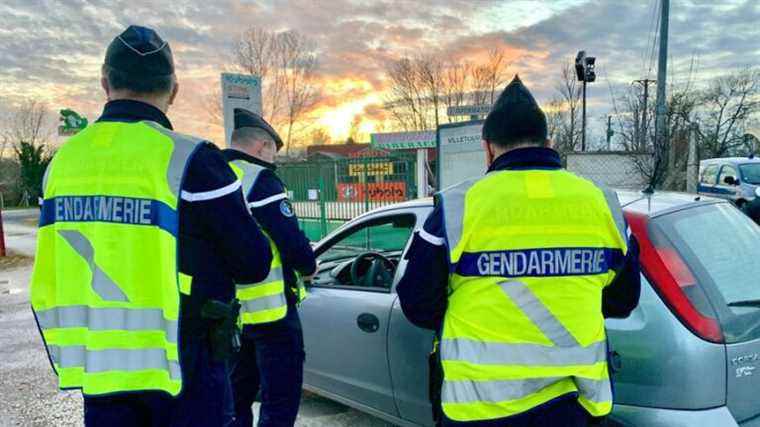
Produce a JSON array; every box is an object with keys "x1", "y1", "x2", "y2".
[
  {"x1": 438, "y1": 168, "x2": 628, "y2": 422},
  {"x1": 228, "y1": 160, "x2": 305, "y2": 325},
  {"x1": 30, "y1": 120, "x2": 203, "y2": 396}
]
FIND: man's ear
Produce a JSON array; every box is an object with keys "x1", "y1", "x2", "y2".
[
  {"x1": 101, "y1": 77, "x2": 110, "y2": 100},
  {"x1": 481, "y1": 139, "x2": 494, "y2": 167},
  {"x1": 168, "y1": 81, "x2": 179, "y2": 106}
]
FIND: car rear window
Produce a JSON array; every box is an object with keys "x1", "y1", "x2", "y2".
[{"x1": 651, "y1": 203, "x2": 760, "y2": 343}]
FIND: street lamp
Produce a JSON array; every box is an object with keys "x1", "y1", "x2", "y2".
[{"x1": 575, "y1": 50, "x2": 596, "y2": 151}]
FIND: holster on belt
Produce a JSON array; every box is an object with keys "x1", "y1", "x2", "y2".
[{"x1": 201, "y1": 298, "x2": 242, "y2": 362}]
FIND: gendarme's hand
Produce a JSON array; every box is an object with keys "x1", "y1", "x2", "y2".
[{"x1": 301, "y1": 261, "x2": 320, "y2": 283}]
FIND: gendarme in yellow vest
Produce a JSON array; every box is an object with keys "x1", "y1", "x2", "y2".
[
  {"x1": 438, "y1": 169, "x2": 628, "y2": 422},
  {"x1": 30, "y1": 120, "x2": 202, "y2": 397},
  {"x1": 228, "y1": 160, "x2": 306, "y2": 325}
]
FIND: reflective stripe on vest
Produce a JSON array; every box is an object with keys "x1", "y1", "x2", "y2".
[
  {"x1": 30, "y1": 120, "x2": 201, "y2": 397},
  {"x1": 228, "y1": 160, "x2": 288, "y2": 325},
  {"x1": 437, "y1": 169, "x2": 626, "y2": 421}
]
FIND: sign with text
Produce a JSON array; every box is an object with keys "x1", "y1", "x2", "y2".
[
  {"x1": 447, "y1": 104, "x2": 491, "y2": 117},
  {"x1": 437, "y1": 120, "x2": 485, "y2": 189},
  {"x1": 221, "y1": 73, "x2": 262, "y2": 147},
  {"x1": 58, "y1": 109, "x2": 88, "y2": 136},
  {"x1": 370, "y1": 130, "x2": 436, "y2": 150},
  {"x1": 348, "y1": 162, "x2": 393, "y2": 176},
  {"x1": 337, "y1": 182, "x2": 406, "y2": 202}
]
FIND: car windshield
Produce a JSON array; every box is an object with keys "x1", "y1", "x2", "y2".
[
  {"x1": 318, "y1": 215, "x2": 416, "y2": 263},
  {"x1": 652, "y1": 203, "x2": 760, "y2": 342},
  {"x1": 740, "y1": 163, "x2": 760, "y2": 185}
]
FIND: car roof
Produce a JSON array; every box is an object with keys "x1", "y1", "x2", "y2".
[
  {"x1": 361, "y1": 192, "x2": 726, "y2": 220},
  {"x1": 700, "y1": 157, "x2": 760, "y2": 166},
  {"x1": 618, "y1": 190, "x2": 724, "y2": 217}
]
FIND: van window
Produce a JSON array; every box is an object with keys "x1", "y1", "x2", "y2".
[
  {"x1": 652, "y1": 203, "x2": 760, "y2": 343},
  {"x1": 718, "y1": 165, "x2": 738, "y2": 185},
  {"x1": 739, "y1": 163, "x2": 760, "y2": 185},
  {"x1": 700, "y1": 164, "x2": 719, "y2": 185}
]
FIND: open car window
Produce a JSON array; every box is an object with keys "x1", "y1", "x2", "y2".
[{"x1": 317, "y1": 214, "x2": 417, "y2": 263}]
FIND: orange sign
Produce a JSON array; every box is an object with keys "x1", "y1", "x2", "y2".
[{"x1": 337, "y1": 182, "x2": 407, "y2": 202}]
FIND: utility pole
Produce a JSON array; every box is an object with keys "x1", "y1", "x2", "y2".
[
  {"x1": 582, "y1": 80, "x2": 587, "y2": 151},
  {"x1": 0, "y1": 208, "x2": 5, "y2": 257},
  {"x1": 575, "y1": 51, "x2": 596, "y2": 152},
  {"x1": 633, "y1": 79, "x2": 656, "y2": 149},
  {"x1": 606, "y1": 115, "x2": 614, "y2": 151},
  {"x1": 654, "y1": 0, "x2": 670, "y2": 188}
]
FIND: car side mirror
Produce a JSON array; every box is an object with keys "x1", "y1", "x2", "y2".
[{"x1": 724, "y1": 176, "x2": 737, "y2": 185}]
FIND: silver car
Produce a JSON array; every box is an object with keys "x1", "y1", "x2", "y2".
[{"x1": 300, "y1": 191, "x2": 760, "y2": 427}]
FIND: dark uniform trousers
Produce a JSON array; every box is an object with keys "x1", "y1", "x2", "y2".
[{"x1": 230, "y1": 304, "x2": 305, "y2": 427}]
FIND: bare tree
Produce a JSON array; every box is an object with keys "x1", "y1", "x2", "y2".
[
  {"x1": 278, "y1": 31, "x2": 320, "y2": 154},
  {"x1": 441, "y1": 61, "x2": 471, "y2": 123},
  {"x1": 550, "y1": 61, "x2": 583, "y2": 154},
  {"x1": 233, "y1": 28, "x2": 320, "y2": 154},
  {"x1": 416, "y1": 55, "x2": 444, "y2": 129},
  {"x1": 0, "y1": 100, "x2": 55, "y2": 205},
  {"x1": 1, "y1": 100, "x2": 54, "y2": 156},
  {"x1": 470, "y1": 48, "x2": 510, "y2": 105},
  {"x1": 309, "y1": 128, "x2": 331, "y2": 146},
  {"x1": 613, "y1": 84, "x2": 653, "y2": 153},
  {"x1": 695, "y1": 67, "x2": 760, "y2": 158},
  {"x1": 384, "y1": 49, "x2": 510, "y2": 131},
  {"x1": 611, "y1": 83, "x2": 698, "y2": 189},
  {"x1": 545, "y1": 99, "x2": 564, "y2": 146},
  {"x1": 384, "y1": 57, "x2": 432, "y2": 131},
  {"x1": 234, "y1": 28, "x2": 284, "y2": 125}
]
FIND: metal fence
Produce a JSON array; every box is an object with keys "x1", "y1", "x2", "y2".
[{"x1": 278, "y1": 153, "x2": 418, "y2": 241}]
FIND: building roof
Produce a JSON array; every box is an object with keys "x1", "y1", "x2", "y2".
[{"x1": 306, "y1": 143, "x2": 371, "y2": 158}]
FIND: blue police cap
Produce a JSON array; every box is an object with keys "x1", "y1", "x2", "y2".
[
  {"x1": 105, "y1": 25, "x2": 174, "y2": 78},
  {"x1": 234, "y1": 108, "x2": 284, "y2": 151}
]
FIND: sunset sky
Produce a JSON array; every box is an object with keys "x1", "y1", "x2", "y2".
[{"x1": 1, "y1": 0, "x2": 759, "y2": 147}]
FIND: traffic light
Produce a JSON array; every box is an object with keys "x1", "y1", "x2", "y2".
[{"x1": 575, "y1": 51, "x2": 596, "y2": 83}]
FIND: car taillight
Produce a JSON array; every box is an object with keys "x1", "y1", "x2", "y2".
[{"x1": 626, "y1": 212, "x2": 724, "y2": 343}]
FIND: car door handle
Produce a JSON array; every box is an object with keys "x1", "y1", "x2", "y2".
[{"x1": 357, "y1": 313, "x2": 380, "y2": 333}]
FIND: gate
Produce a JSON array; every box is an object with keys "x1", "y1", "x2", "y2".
[{"x1": 278, "y1": 153, "x2": 417, "y2": 240}]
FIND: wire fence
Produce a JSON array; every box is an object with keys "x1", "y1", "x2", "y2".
[{"x1": 564, "y1": 125, "x2": 700, "y2": 193}]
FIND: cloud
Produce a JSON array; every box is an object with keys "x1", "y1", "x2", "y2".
[{"x1": 0, "y1": 0, "x2": 758, "y2": 144}]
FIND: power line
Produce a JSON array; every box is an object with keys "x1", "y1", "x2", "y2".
[{"x1": 641, "y1": 0, "x2": 659, "y2": 78}]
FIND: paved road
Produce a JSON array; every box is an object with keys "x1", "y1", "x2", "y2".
[
  {"x1": 1, "y1": 208, "x2": 39, "y2": 222},
  {"x1": 0, "y1": 214, "x2": 394, "y2": 426},
  {"x1": 1, "y1": 208, "x2": 38, "y2": 257}
]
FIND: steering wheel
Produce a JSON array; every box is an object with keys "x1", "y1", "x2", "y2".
[{"x1": 350, "y1": 252, "x2": 395, "y2": 288}]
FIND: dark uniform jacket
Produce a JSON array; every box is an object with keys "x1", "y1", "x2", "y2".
[
  {"x1": 222, "y1": 149, "x2": 317, "y2": 314},
  {"x1": 397, "y1": 147, "x2": 641, "y2": 330},
  {"x1": 396, "y1": 147, "x2": 642, "y2": 425},
  {"x1": 93, "y1": 99, "x2": 273, "y2": 338}
]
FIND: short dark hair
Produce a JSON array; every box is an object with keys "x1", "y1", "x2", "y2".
[
  {"x1": 486, "y1": 137, "x2": 548, "y2": 148},
  {"x1": 103, "y1": 64, "x2": 174, "y2": 95},
  {"x1": 231, "y1": 127, "x2": 275, "y2": 146}
]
